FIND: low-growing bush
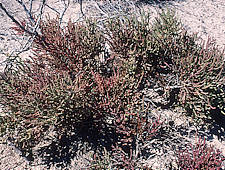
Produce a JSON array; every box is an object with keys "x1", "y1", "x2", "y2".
[
  {"x1": 33, "y1": 17, "x2": 105, "y2": 75},
  {"x1": 0, "y1": 60, "x2": 91, "y2": 149},
  {"x1": 0, "y1": 14, "x2": 161, "y2": 153},
  {"x1": 105, "y1": 10, "x2": 175, "y2": 79},
  {"x1": 149, "y1": 9, "x2": 225, "y2": 120},
  {"x1": 173, "y1": 37, "x2": 225, "y2": 119},
  {"x1": 0, "y1": 7, "x2": 224, "y2": 168},
  {"x1": 177, "y1": 136, "x2": 225, "y2": 169},
  {"x1": 0, "y1": 17, "x2": 107, "y2": 149}
]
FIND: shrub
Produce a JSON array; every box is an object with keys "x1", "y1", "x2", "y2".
[
  {"x1": 105, "y1": 11, "x2": 173, "y2": 79},
  {"x1": 0, "y1": 59, "x2": 90, "y2": 149},
  {"x1": 0, "y1": 17, "x2": 106, "y2": 149},
  {"x1": 173, "y1": 37, "x2": 225, "y2": 119},
  {"x1": 89, "y1": 112, "x2": 162, "y2": 169},
  {"x1": 0, "y1": 15, "x2": 162, "y2": 154},
  {"x1": 33, "y1": 16, "x2": 105, "y2": 75},
  {"x1": 1, "y1": 7, "x2": 223, "y2": 168},
  {"x1": 149, "y1": 9, "x2": 225, "y2": 119},
  {"x1": 177, "y1": 136, "x2": 225, "y2": 169}
]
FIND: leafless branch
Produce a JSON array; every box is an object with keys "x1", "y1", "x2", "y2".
[
  {"x1": 59, "y1": 0, "x2": 70, "y2": 24},
  {"x1": 45, "y1": 3, "x2": 60, "y2": 15},
  {"x1": 79, "y1": 0, "x2": 85, "y2": 17},
  {"x1": 0, "y1": 2, "x2": 37, "y2": 37},
  {"x1": 15, "y1": 0, "x2": 35, "y2": 24}
]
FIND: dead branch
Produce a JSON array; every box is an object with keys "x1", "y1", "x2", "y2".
[{"x1": 0, "y1": 2, "x2": 38, "y2": 37}]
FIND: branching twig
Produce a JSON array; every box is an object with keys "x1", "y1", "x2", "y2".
[
  {"x1": 16, "y1": 0, "x2": 35, "y2": 24},
  {"x1": 153, "y1": 85, "x2": 182, "y2": 92},
  {"x1": 0, "y1": 2, "x2": 38, "y2": 37},
  {"x1": 59, "y1": 0, "x2": 70, "y2": 24}
]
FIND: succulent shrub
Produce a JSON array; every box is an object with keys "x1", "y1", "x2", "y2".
[
  {"x1": 86, "y1": 68, "x2": 163, "y2": 169},
  {"x1": 105, "y1": 11, "x2": 169, "y2": 80},
  {"x1": 88, "y1": 55, "x2": 162, "y2": 143},
  {"x1": 3, "y1": 8, "x2": 224, "y2": 168},
  {"x1": 149, "y1": 9, "x2": 225, "y2": 119},
  {"x1": 177, "y1": 136, "x2": 225, "y2": 169},
  {"x1": 89, "y1": 113, "x2": 162, "y2": 170},
  {"x1": 33, "y1": 16, "x2": 105, "y2": 76},
  {"x1": 104, "y1": 8, "x2": 203, "y2": 91},
  {"x1": 149, "y1": 9, "x2": 206, "y2": 95},
  {"x1": 0, "y1": 17, "x2": 106, "y2": 149},
  {"x1": 173, "y1": 37, "x2": 225, "y2": 119},
  {"x1": 0, "y1": 58, "x2": 91, "y2": 149},
  {"x1": 0, "y1": 14, "x2": 163, "y2": 155},
  {"x1": 109, "y1": 114, "x2": 162, "y2": 169},
  {"x1": 151, "y1": 9, "x2": 183, "y2": 56}
]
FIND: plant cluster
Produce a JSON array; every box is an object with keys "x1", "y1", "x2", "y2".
[
  {"x1": 0, "y1": 12, "x2": 163, "y2": 168},
  {"x1": 177, "y1": 136, "x2": 225, "y2": 169},
  {"x1": 150, "y1": 10, "x2": 225, "y2": 120},
  {"x1": 173, "y1": 37, "x2": 225, "y2": 119},
  {"x1": 0, "y1": 8, "x2": 224, "y2": 169}
]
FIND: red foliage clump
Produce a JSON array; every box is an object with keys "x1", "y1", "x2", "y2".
[{"x1": 177, "y1": 136, "x2": 225, "y2": 169}]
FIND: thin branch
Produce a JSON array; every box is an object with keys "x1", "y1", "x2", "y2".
[
  {"x1": 15, "y1": 0, "x2": 35, "y2": 23},
  {"x1": 79, "y1": 0, "x2": 85, "y2": 17},
  {"x1": 59, "y1": 0, "x2": 70, "y2": 24},
  {"x1": 0, "y1": 2, "x2": 37, "y2": 37},
  {"x1": 94, "y1": 1, "x2": 109, "y2": 17},
  {"x1": 45, "y1": 3, "x2": 60, "y2": 15},
  {"x1": 153, "y1": 85, "x2": 182, "y2": 92},
  {"x1": 28, "y1": 0, "x2": 34, "y2": 14}
]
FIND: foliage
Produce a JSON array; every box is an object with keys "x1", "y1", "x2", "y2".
[
  {"x1": 0, "y1": 13, "x2": 162, "y2": 152},
  {"x1": 0, "y1": 17, "x2": 106, "y2": 149},
  {"x1": 105, "y1": 11, "x2": 173, "y2": 78},
  {"x1": 0, "y1": 60, "x2": 90, "y2": 149},
  {"x1": 173, "y1": 37, "x2": 225, "y2": 119},
  {"x1": 0, "y1": 8, "x2": 224, "y2": 169},
  {"x1": 150, "y1": 9, "x2": 225, "y2": 119},
  {"x1": 177, "y1": 136, "x2": 225, "y2": 169},
  {"x1": 88, "y1": 59, "x2": 162, "y2": 169},
  {"x1": 33, "y1": 16, "x2": 105, "y2": 75}
]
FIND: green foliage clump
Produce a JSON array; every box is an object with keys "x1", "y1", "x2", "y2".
[
  {"x1": 0, "y1": 61, "x2": 90, "y2": 148},
  {"x1": 149, "y1": 9, "x2": 225, "y2": 120},
  {"x1": 0, "y1": 15, "x2": 161, "y2": 154},
  {"x1": 174, "y1": 38, "x2": 225, "y2": 119}
]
